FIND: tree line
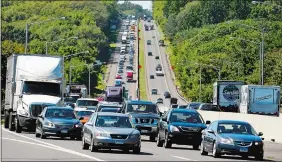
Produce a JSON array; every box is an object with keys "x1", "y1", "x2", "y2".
[{"x1": 152, "y1": 0, "x2": 282, "y2": 102}]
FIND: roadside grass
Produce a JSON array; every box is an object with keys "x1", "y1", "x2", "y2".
[
  {"x1": 138, "y1": 22, "x2": 148, "y2": 100},
  {"x1": 110, "y1": 43, "x2": 116, "y2": 48}
]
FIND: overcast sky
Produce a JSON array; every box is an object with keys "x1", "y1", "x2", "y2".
[{"x1": 118, "y1": 1, "x2": 152, "y2": 11}]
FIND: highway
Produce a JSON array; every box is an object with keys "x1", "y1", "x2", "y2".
[
  {"x1": 2, "y1": 126, "x2": 282, "y2": 161},
  {"x1": 106, "y1": 21, "x2": 137, "y2": 99},
  {"x1": 141, "y1": 20, "x2": 187, "y2": 109}
]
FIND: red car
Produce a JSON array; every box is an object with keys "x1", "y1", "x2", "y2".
[{"x1": 116, "y1": 74, "x2": 122, "y2": 79}]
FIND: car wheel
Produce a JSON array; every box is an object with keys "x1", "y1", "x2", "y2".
[
  {"x1": 4, "y1": 111, "x2": 10, "y2": 129},
  {"x1": 40, "y1": 127, "x2": 47, "y2": 139},
  {"x1": 15, "y1": 115, "x2": 22, "y2": 133},
  {"x1": 76, "y1": 135, "x2": 82, "y2": 141},
  {"x1": 164, "y1": 132, "x2": 172, "y2": 148},
  {"x1": 122, "y1": 148, "x2": 129, "y2": 153},
  {"x1": 133, "y1": 146, "x2": 141, "y2": 154},
  {"x1": 90, "y1": 137, "x2": 98, "y2": 152},
  {"x1": 156, "y1": 132, "x2": 163, "y2": 147},
  {"x1": 149, "y1": 135, "x2": 156, "y2": 142},
  {"x1": 8, "y1": 113, "x2": 15, "y2": 131},
  {"x1": 255, "y1": 153, "x2": 263, "y2": 161},
  {"x1": 212, "y1": 142, "x2": 221, "y2": 158},
  {"x1": 200, "y1": 142, "x2": 208, "y2": 155},
  {"x1": 82, "y1": 135, "x2": 89, "y2": 150}
]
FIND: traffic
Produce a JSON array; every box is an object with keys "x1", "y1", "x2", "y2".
[{"x1": 2, "y1": 13, "x2": 281, "y2": 162}]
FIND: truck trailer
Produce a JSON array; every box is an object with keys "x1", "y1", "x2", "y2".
[
  {"x1": 239, "y1": 85, "x2": 280, "y2": 116},
  {"x1": 4, "y1": 54, "x2": 64, "y2": 133},
  {"x1": 213, "y1": 80, "x2": 246, "y2": 112}
]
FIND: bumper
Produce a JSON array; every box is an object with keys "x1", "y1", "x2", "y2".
[
  {"x1": 18, "y1": 115, "x2": 37, "y2": 128},
  {"x1": 135, "y1": 125, "x2": 157, "y2": 136},
  {"x1": 42, "y1": 127, "x2": 82, "y2": 137},
  {"x1": 217, "y1": 143, "x2": 263, "y2": 156},
  {"x1": 94, "y1": 137, "x2": 140, "y2": 149},
  {"x1": 168, "y1": 132, "x2": 202, "y2": 145}
]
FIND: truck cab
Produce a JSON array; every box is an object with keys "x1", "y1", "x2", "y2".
[{"x1": 121, "y1": 100, "x2": 161, "y2": 142}]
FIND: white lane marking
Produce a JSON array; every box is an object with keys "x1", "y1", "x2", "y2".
[
  {"x1": 2, "y1": 127, "x2": 104, "y2": 161},
  {"x1": 171, "y1": 155, "x2": 198, "y2": 161}
]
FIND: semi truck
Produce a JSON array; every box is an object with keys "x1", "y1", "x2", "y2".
[
  {"x1": 239, "y1": 85, "x2": 280, "y2": 116},
  {"x1": 213, "y1": 80, "x2": 246, "y2": 112},
  {"x1": 4, "y1": 54, "x2": 64, "y2": 133},
  {"x1": 105, "y1": 86, "x2": 128, "y2": 103}
]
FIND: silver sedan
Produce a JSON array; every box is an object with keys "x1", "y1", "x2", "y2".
[{"x1": 82, "y1": 112, "x2": 141, "y2": 154}]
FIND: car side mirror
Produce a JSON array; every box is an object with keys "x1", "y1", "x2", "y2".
[
  {"x1": 207, "y1": 129, "x2": 214, "y2": 134},
  {"x1": 205, "y1": 120, "x2": 211, "y2": 125},
  {"x1": 258, "y1": 132, "x2": 263, "y2": 136},
  {"x1": 71, "y1": 104, "x2": 75, "y2": 109},
  {"x1": 79, "y1": 116, "x2": 84, "y2": 120}
]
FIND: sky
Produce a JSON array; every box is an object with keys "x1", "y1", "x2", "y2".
[{"x1": 118, "y1": 1, "x2": 152, "y2": 11}]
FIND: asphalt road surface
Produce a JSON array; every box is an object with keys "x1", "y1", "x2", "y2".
[
  {"x1": 2, "y1": 126, "x2": 282, "y2": 161},
  {"x1": 106, "y1": 21, "x2": 137, "y2": 99}
]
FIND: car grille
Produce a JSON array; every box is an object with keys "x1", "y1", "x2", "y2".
[
  {"x1": 234, "y1": 141, "x2": 252, "y2": 147},
  {"x1": 110, "y1": 134, "x2": 128, "y2": 139},
  {"x1": 135, "y1": 118, "x2": 154, "y2": 124},
  {"x1": 30, "y1": 105, "x2": 44, "y2": 117},
  {"x1": 179, "y1": 126, "x2": 201, "y2": 132}
]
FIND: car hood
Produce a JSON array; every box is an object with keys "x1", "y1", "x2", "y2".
[
  {"x1": 96, "y1": 127, "x2": 138, "y2": 135},
  {"x1": 22, "y1": 94, "x2": 61, "y2": 105},
  {"x1": 170, "y1": 122, "x2": 207, "y2": 129},
  {"x1": 47, "y1": 118, "x2": 80, "y2": 125},
  {"x1": 129, "y1": 113, "x2": 159, "y2": 119},
  {"x1": 219, "y1": 133, "x2": 261, "y2": 142}
]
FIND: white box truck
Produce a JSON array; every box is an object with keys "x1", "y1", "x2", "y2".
[
  {"x1": 122, "y1": 35, "x2": 127, "y2": 44},
  {"x1": 239, "y1": 85, "x2": 280, "y2": 116},
  {"x1": 4, "y1": 54, "x2": 65, "y2": 133},
  {"x1": 213, "y1": 80, "x2": 246, "y2": 112}
]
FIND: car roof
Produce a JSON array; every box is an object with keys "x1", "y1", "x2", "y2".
[
  {"x1": 47, "y1": 106, "x2": 73, "y2": 110},
  {"x1": 77, "y1": 98, "x2": 98, "y2": 101},
  {"x1": 217, "y1": 120, "x2": 250, "y2": 125},
  {"x1": 171, "y1": 108, "x2": 198, "y2": 113},
  {"x1": 97, "y1": 112, "x2": 129, "y2": 117},
  {"x1": 126, "y1": 100, "x2": 154, "y2": 105}
]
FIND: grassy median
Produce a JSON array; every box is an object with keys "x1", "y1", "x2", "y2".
[{"x1": 138, "y1": 22, "x2": 148, "y2": 100}]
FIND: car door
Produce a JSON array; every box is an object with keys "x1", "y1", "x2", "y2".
[
  {"x1": 205, "y1": 121, "x2": 217, "y2": 151},
  {"x1": 159, "y1": 111, "x2": 170, "y2": 140},
  {"x1": 84, "y1": 113, "x2": 96, "y2": 142}
]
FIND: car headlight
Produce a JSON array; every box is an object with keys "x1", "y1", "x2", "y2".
[
  {"x1": 43, "y1": 121, "x2": 55, "y2": 128},
  {"x1": 255, "y1": 141, "x2": 263, "y2": 145},
  {"x1": 130, "y1": 134, "x2": 140, "y2": 139},
  {"x1": 169, "y1": 125, "x2": 179, "y2": 132},
  {"x1": 18, "y1": 109, "x2": 29, "y2": 117},
  {"x1": 96, "y1": 132, "x2": 110, "y2": 137},
  {"x1": 74, "y1": 123, "x2": 83, "y2": 128},
  {"x1": 219, "y1": 137, "x2": 234, "y2": 145}
]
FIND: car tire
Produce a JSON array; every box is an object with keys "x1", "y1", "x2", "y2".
[
  {"x1": 255, "y1": 153, "x2": 263, "y2": 161},
  {"x1": 35, "y1": 128, "x2": 40, "y2": 138},
  {"x1": 200, "y1": 142, "x2": 208, "y2": 155},
  {"x1": 40, "y1": 127, "x2": 47, "y2": 139},
  {"x1": 133, "y1": 146, "x2": 141, "y2": 154},
  {"x1": 149, "y1": 135, "x2": 156, "y2": 142},
  {"x1": 76, "y1": 135, "x2": 82, "y2": 141},
  {"x1": 4, "y1": 111, "x2": 10, "y2": 129},
  {"x1": 212, "y1": 142, "x2": 221, "y2": 158},
  {"x1": 164, "y1": 132, "x2": 172, "y2": 148},
  {"x1": 90, "y1": 137, "x2": 98, "y2": 152},
  {"x1": 156, "y1": 132, "x2": 163, "y2": 147},
  {"x1": 15, "y1": 116, "x2": 22, "y2": 133},
  {"x1": 8, "y1": 113, "x2": 15, "y2": 131},
  {"x1": 82, "y1": 135, "x2": 89, "y2": 150}
]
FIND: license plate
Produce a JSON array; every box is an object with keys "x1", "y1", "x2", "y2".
[
  {"x1": 141, "y1": 130, "x2": 148, "y2": 133},
  {"x1": 61, "y1": 129, "x2": 68, "y2": 134},
  {"x1": 239, "y1": 147, "x2": 248, "y2": 152},
  {"x1": 115, "y1": 140, "x2": 124, "y2": 144}
]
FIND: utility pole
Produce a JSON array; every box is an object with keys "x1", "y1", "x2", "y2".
[
  {"x1": 88, "y1": 64, "x2": 91, "y2": 98},
  {"x1": 199, "y1": 64, "x2": 202, "y2": 102}
]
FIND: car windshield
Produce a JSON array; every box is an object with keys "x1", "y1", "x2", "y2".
[
  {"x1": 76, "y1": 111, "x2": 93, "y2": 117},
  {"x1": 77, "y1": 100, "x2": 99, "y2": 107},
  {"x1": 22, "y1": 81, "x2": 60, "y2": 97},
  {"x1": 127, "y1": 104, "x2": 157, "y2": 113},
  {"x1": 217, "y1": 123, "x2": 257, "y2": 135},
  {"x1": 201, "y1": 104, "x2": 220, "y2": 111},
  {"x1": 45, "y1": 109, "x2": 76, "y2": 119},
  {"x1": 170, "y1": 112, "x2": 204, "y2": 124},
  {"x1": 64, "y1": 96, "x2": 79, "y2": 103},
  {"x1": 95, "y1": 116, "x2": 133, "y2": 128},
  {"x1": 189, "y1": 103, "x2": 201, "y2": 109},
  {"x1": 100, "y1": 108, "x2": 120, "y2": 112}
]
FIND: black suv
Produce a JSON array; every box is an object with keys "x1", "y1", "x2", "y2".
[{"x1": 156, "y1": 108, "x2": 210, "y2": 149}]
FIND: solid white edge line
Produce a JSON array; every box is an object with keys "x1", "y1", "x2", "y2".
[
  {"x1": 2, "y1": 127, "x2": 104, "y2": 161},
  {"x1": 171, "y1": 155, "x2": 198, "y2": 161}
]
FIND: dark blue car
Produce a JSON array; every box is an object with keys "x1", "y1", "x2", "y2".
[
  {"x1": 200, "y1": 120, "x2": 264, "y2": 160},
  {"x1": 35, "y1": 106, "x2": 84, "y2": 140},
  {"x1": 156, "y1": 109, "x2": 210, "y2": 149}
]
